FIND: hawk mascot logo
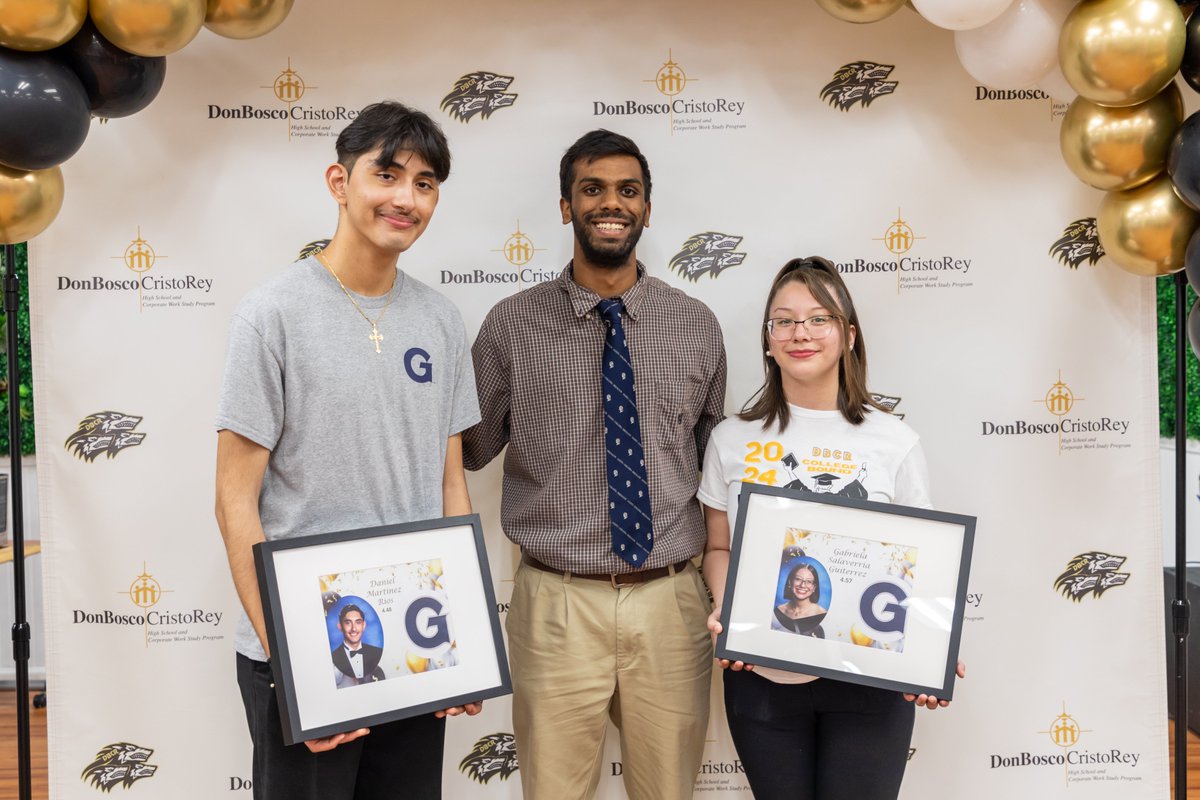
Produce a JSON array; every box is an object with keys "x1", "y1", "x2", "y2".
[
  {"x1": 820, "y1": 62, "x2": 898, "y2": 111},
  {"x1": 64, "y1": 412, "x2": 146, "y2": 462},
  {"x1": 668, "y1": 232, "x2": 748, "y2": 282},
  {"x1": 80, "y1": 742, "x2": 158, "y2": 792},
  {"x1": 1053, "y1": 551, "x2": 1130, "y2": 601},
  {"x1": 459, "y1": 733, "x2": 520, "y2": 784},
  {"x1": 1049, "y1": 218, "x2": 1105, "y2": 268},
  {"x1": 441, "y1": 72, "x2": 519, "y2": 123}
]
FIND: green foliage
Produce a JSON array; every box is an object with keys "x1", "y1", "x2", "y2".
[
  {"x1": 0, "y1": 243, "x2": 34, "y2": 455},
  {"x1": 1159, "y1": 275, "x2": 1200, "y2": 440}
]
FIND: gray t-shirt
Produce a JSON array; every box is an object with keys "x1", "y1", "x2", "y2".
[{"x1": 216, "y1": 258, "x2": 481, "y2": 661}]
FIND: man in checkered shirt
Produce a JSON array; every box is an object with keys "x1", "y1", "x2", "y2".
[{"x1": 463, "y1": 129, "x2": 727, "y2": 799}]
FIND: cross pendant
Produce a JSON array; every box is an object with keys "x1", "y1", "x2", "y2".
[{"x1": 369, "y1": 325, "x2": 383, "y2": 354}]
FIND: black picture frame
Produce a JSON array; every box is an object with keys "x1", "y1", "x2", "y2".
[
  {"x1": 254, "y1": 514, "x2": 512, "y2": 745},
  {"x1": 715, "y1": 483, "x2": 975, "y2": 699}
]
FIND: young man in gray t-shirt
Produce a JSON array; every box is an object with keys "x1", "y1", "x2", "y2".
[{"x1": 215, "y1": 102, "x2": 481, "y2": 800}]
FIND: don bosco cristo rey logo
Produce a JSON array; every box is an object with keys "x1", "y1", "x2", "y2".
[
  {"x1": 979, "y1": 371, "x2": 1131, "y2": 453},
  {"x1": 206, "y1": 58, "x2": 358, "y2": 140},
  {"x1": 54, "y1": 227, "x2": 214, "y2": 311},
  {"x1": 833, "y1": 210, "x2": 973, "y2": 292},
  {"x1": 1050, "y1": 218, "x2": 1105, "y2": 269},
  {"x1": 439, "y1": 221, "x2": 557, "y2": 287},
  {"x1": 820, "y1": 61, "x2": 898, "y2": 111},
  {"x1": 81, "y1": 742, "x2": 159, "y2": 793},
  {"x1": 70, "y1": 563, "x2": 224, "y2": 648},
  {"x1": 590, "y1": 50, "x2": 747, "y2": 134},
  {"x1": 668, "y1": 232, "x2": 748, "y2": 282},
  {"x1": 440, "y1": 71, "x2": 519, "y2": 123},
  {"x1": 989, "y1": 704, "x2": 1143, "y2": 785}
]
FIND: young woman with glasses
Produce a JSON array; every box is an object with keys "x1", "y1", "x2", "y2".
[{"x1": 698, "y1": 256, "x2": 962, "y2": 800}]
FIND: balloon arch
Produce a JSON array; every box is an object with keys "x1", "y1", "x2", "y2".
[{"x1": 2, "y1": 1, "x2": 1198, "y2": 283}]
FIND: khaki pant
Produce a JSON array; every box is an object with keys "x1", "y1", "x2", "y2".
[{"x1": 506, "y1": 560, "x2": 713, "y2": 800}]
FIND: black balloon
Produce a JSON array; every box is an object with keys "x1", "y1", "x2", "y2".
[
  {"x1": 58, "y1": 19, "x2": 165, "y2": 119},
  {"x1": 1184, "y1": 7, "x2": 1200, "y2": 93},
  {"x1": 1185, "y1": 226, "x2": 1200, "y2": 296},
  {"x1": 1169, "y1": 111, "x2": 1200, "y2": 211},
  {"x1": 0, "y1": 46, "x2": 89, "y2": 170},
  {"x1": 1189, "y1": 298, "x2": 1200, "y2": 361}
]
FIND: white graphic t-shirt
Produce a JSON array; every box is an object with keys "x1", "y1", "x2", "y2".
[{"x1": 698, "y1": 403, "x2": 931, "y2": 684}]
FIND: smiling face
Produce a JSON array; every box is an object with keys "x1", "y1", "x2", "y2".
[
  {"x1": 791, "y1": 569, "x2": 817, "y2": 601},
  {"x1": 767, "y1": 279, "x2": 855, "y2": 409},
  {"x1": 329, "y1": 147, "x2": 439, "y2": 257},
  {"x1": 339, "y1": 610, "x2": 365, "y2": 647},
  {"x1": 560, "y1": 154, "x2": 651, "y2": 270}
]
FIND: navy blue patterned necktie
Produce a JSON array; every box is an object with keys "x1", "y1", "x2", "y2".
[{"x1": 598, "y1": 298, "x2": 653, "y2": 567}]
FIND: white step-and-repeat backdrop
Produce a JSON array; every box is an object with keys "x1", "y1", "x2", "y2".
[{"x1": 28, "y1": 1, "x2": 1167, "y2": 797}]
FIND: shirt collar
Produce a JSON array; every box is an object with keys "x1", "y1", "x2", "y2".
[{"x1": 559, "y1": 261, "x2": 648, "y2": 321}]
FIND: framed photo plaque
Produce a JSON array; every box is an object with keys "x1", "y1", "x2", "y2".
[
  {"x1": 715, "y1": 484, "x2": 975, "y2": 699},
  {"x1": 253, "y1": 514, "x2": 512, "y2": 745}
]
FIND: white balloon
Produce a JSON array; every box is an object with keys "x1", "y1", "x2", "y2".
[
  {"x1": 913, "y1": 0, "x2": 1015, "y2": 30},
  {"x1": 954, "y1": 0, "x2": 1077, "y2": 88}
]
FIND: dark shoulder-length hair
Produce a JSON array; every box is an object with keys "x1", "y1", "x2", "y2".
[
  {"x1": 782, "y1": 563, "x2": 821, "y2": 605},
  {"x1": 739, "y1": 256, "x2": 885, "y2": 430}
]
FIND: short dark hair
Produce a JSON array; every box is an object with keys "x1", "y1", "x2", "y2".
[
  {"x1": 559, "y1": 129, "x2": 651, "y2": 202},
  {"x1": 338, "y1": 604, "x2": 364, "y2": 625},
  {"x1": 336, "y1": 101, "x2": 451, "y2": 182}
]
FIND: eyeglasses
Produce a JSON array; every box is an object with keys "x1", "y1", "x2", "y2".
[
  {"x1": 793, "y1": 578, "x2": 816, "y2": 588},
  {"x1": 765, "y1": 315, "x2": 840, "y2": 341}
]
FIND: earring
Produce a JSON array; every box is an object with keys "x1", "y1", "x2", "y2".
[{"x1": 765, "y1": 349, "x2": 771, "y2": 357}]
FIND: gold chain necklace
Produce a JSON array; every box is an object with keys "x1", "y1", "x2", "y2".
[{"x1": 315, "y1": 250, "x2": 398, "y2": 354}]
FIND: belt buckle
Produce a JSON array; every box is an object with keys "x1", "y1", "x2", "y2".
[{"x1": 610, "y1": 572, "x2": 637, "y2": 589}]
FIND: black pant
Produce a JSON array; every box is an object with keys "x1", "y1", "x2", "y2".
[
  {"x1": 237, "y1": 654, "x2": 445, "y2": 800},
  {"x1": 723, "y1": 669, "x2": 914, "y2": 800}
]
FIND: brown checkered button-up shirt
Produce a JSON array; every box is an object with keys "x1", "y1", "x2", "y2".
[{"x1": 463, "y1": 264, "x2": 727, "y2": 573}]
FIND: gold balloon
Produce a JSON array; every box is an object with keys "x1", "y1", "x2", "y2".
[
  {"x1": 0, "y1": 0, "x2": 86, "y2": 51},
  {"x1": 0, "y1": 164, "x2": 64, "y2": 244},
  {"x1": 1060, "y1": 82, "x2": 1183, "y2": 191},
  {"x1": 1059, "y1": 0, "x2": 1185, "y2": 107},
  {"x1": 405, "y1": 652, "x2": 429, "y2": 674},
  {"x1": 849, "y1": 624, "x2": 874, "y2": 647},
  {"x1": 1098, "y1": 174, "x2": 1199, "y2": 275},
  {"x1": 814, "y1": 0, "x2": 906, "y2": 24},
  {"x1": 90, "y1": 0, "x2": 206, "y2": 57},
  {"x1": 204, "y1": 0, "x2": 292, "y2": 39}
]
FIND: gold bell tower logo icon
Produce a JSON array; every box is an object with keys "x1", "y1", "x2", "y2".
[
  {"x1": 1033, "y1": 371, "x2": 1084, "y2": 454},
  {"x1": 646, "y1": 49, "x2": 697, "y2": 99},
  {"x1": 493, "y1": 222, "x2": 545, "y2": 268},
  {"x1": 119, "y1": 562, "x2": 173, "y2": 612},
  {"x1": 118, "y1": 563, "x2": 175, "y2": 648},
  {"x1": 1043, "y1": 375, "x2": 1075, "y2": 417},
  {"x1": 112, "y1": 227, "x2": 167, "y2": 312},
  {"x1": 876, "y1": 209, "x2": 924, "y2": 256},
  {"x1": 262, "y1": 58, "x2": 317, "y2": 140},
  {"x1": 123, "y1": 228, "x2": 156, "y2": 275},
  {"x1": 271, "y1": 58, "x2": 306, "y2": 103},
  {"x1": 126, "y1": 569, "x2": 162, "y2": 610},
  {"x1": 1038, "y1": 703, "x2": 1090, "y2": 748}
]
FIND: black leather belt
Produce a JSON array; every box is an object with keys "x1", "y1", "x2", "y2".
[{"x1": 522, "y1": 553, "x2": 691, "y2": 588}]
